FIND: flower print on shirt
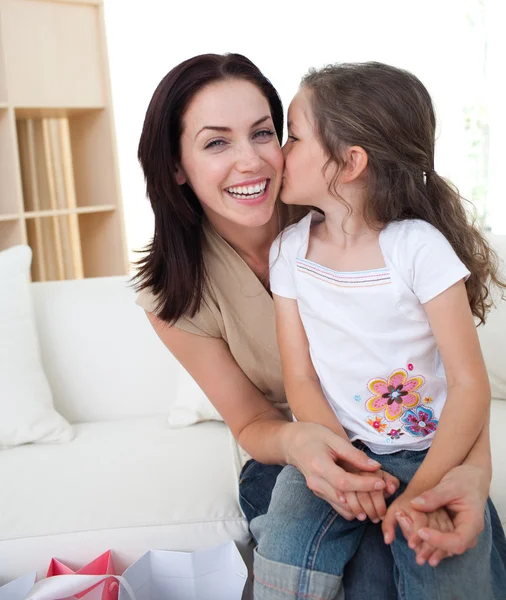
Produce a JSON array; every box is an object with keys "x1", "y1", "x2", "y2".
[
  {"x1": 366, "y1": 369, "x2": 424, "y2": 421},
  {"x1": 367, "y1": 416, "x2": 387, "y2": 433},
  {"x1": 401, "y1": 406, "x2": 438, "y2": 437},
  {"x1": 387, "y1": 428, "x2": 405, "y2": 440}
]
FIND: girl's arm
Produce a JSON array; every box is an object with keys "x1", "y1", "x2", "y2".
[
  {"x1": 406, "y1": 279, "x2": 490, "y2": 497},
  {"x1": 273, "y1": 294, "x2": 348, "y2": 440},
  {"x1": 461, "y1": 410, "x2": 492, "y2": 481}
]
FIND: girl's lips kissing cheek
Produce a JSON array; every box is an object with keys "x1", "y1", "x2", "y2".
[{"x1": 225, "y1": 178, "x2": 270, "y2": 205}]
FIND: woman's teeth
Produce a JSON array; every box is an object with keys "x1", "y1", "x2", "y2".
[{"x1": 226, "y1": 180, "x2": 267, "y2": 199}]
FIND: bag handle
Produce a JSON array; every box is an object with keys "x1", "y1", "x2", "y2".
[{"x1": 24, "y1": 574, "x2": 136, "y2": 600}]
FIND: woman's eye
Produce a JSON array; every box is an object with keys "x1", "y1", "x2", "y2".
[
  {"x1": 287, "y1": 135, "x2": 298, "y2": 143},
  {"x1": 204, "y1": 139, "x2": 226, "y2": 149},
  {"x1": 254, "y1": 129, "x2": 275, "y2": 140}
]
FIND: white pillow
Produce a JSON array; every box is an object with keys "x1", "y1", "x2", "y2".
[
  {"x1": 167, "y1": 366, "x2": 223, "y2": 428},
  {"x1": 0, "y1": 246, "x2": 74, "y2": 447},
  {"x1": 479, "y1": 234, "x2": 506, "y2": 401}
]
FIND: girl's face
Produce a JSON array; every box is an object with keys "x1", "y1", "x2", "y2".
[
  {"x1": 178, "y1": 79, "x2": 284, "y2": 229},
  {"x1": 281, "y1": 87, "x2": 332, "y2": 207}
]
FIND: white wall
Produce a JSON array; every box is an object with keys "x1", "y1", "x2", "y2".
[{"x1": 103, "y1": 0, "x2": 504, "y2": 263}]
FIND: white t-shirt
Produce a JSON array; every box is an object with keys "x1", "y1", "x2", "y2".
[{"x1": 270, "y1": 212, "x2": 470, "y2": 454}]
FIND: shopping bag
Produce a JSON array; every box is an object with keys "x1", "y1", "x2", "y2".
[
  {"x1": 24, "y1": 574, "x2": 135, "y2": 600},
  {"x1": 0, "y1": 572, "x2": 36, "y2": 600},
  {"x1": 46, "y1": 550, "x2": 118, "y2": 600},
  {"x1": 119, "y1": 541, "x2": 248, "y2": 600}
]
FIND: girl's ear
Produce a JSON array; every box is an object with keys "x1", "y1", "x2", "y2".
[
  {"x1": 340, "y1": 146, "x2": 368, "y2": 183},
  {"x1": 175, "y1": 165, "x2": 187, "y2": 185}
]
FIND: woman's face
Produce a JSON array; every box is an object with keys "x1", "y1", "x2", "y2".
[
  {"x1": 281, "y1": 87, "x2": 330, "y2": 207},
  {"x1": 178, "y1": 79, "x2": 284, "y2": 229}
]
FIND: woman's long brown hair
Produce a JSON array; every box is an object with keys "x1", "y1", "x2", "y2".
[{"x1": 134, "y1": 53, "x2": 284, "y2": 323}]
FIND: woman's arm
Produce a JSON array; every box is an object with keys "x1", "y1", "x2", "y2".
[
  {"x1": 405, "y1": 279, "x2": 491, "y2": 497},
  {"x1": 145, "y1": 311, "x2": 386, "y2": 513},
  {"x1": 143, "y1": 313, "x2": 384, "y2": 490},
  {"x1": 273, "y1": 294, "x2": 348, "y2": 439},
  {"x1": 146, "y1": 311, "x2": 288, "y2": 464}
]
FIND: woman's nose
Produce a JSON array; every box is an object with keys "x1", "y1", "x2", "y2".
[{"x1": 235, "y1": 143, "x2": 263, "y2": 172}]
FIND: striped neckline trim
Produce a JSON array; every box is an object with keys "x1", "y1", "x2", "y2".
[{"x1": 296, "y1": 257, "x2": 391, "y2": 288}]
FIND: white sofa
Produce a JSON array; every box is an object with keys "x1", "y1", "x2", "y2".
[
  {"x1": 0, "y1": 275, "x2": 250, "y2": 582},
  {"x1": 0, "y1": 270, "x2": 505, "y2": 583}
]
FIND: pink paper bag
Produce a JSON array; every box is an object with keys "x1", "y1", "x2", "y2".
[{"x1": 46, "y1": 551, "x2": 118, "y2": 600}]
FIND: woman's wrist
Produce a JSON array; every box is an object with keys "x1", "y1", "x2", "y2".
[{"x1": 278, "y1": 420, "x2": 302, "y2": 467}]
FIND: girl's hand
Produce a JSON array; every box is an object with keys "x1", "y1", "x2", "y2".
[
  {"x1": 396, "y1": 507, "x2": 454, "y2": 566},
  {"x1": 341, "y1": 468, "x2": 400, "y2": 523},
  {"x1": 283, "y1": 422, "x2": 387, "y2": 519},
  {"x1": 382, "y1": 490, "x2": 430, "y2": 546}
]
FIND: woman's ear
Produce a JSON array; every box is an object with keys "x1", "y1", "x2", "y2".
[
  {"x1": 340, "y1": 146, "x2": 368, "y2": 183},
  {"x1": 175, "y1": 165, "x2": 187, "y2": 185}
]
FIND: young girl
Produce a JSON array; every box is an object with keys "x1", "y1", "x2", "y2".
[{"x1": 253, "y1": 62, "x2": 506, "y2": 598}]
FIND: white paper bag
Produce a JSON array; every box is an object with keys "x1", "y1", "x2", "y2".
[
  {"x1": 119, "y1": 541, "x2": 248, "y2": 600},
  {"x1": 0, "y1": 573, "x2": 36, "y2": 600}
]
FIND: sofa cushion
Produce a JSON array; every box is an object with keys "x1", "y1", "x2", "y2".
[
  {"x1": 0, "y1": 245, "x2": 73, "y2": 448},
  {"x1": 0, "y1": 418, "x2": 249, "y2": 579},
  {"x1": 31, "y1": 277, "x2": 182, "y2": 423},
  {"x1": 490, "y1": 399, "x2": 506, "y2": 525},
  {"x1": 478, "y1": 234, "x2": 506, "y2": 401}
]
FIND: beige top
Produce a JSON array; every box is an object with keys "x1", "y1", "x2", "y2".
[{"x1": 135, "y1": 208, "x2": 304, "y2": 418}]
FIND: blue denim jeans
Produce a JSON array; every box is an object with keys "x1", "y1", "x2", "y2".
[{"x1": 239, "y1": 452, "x2": 506, "y2": 600}]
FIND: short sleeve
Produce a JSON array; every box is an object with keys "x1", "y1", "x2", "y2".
[
  {"x1": 135, "y1": 286, "x2": 222, "y2": 338},
  {"x1": 269, "y1": 232, "x2": 298, "y2": 299},
  {"x1": 405, "y1": 221, "x2": 470, "y2": 304}
]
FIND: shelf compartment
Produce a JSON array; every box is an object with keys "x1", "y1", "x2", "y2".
[
  {"x1": 17, "y1": 109, "x2": 118, "y2": 210},
  {"x1": 26, "y1": 214, "x2": 83, "y2": 282},
  {"x1": 78, "y1": 210, "x2": 127, "y2": 278},
  {"x1": 2, "y1": 0, "x2": 104, "y2": 108}
]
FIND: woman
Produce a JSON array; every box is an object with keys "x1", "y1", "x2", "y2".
[{"x1": 134, "y1": 53, "x2": 505, "y2": 599}]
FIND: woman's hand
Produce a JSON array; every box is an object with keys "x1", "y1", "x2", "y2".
[
  {"x1": 407, "y1": 464, "x2": 489, "y2": 561},
  {"x1": 281, "y1": 422, "x2": 391, "y2": 519}
]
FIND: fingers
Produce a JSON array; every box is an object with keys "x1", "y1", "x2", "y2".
[
  {"x1": 308, "y1": 476, "x2": 355, "y2": 520},
  {"x1": 329, "y1": 438, "x2": 382, "y2": 473},
  {"x1": 331, "y1": 471, "x2": 386, "y2": 494},
  {"x1": 417, "y1": 526, "x2": 476, "y2": 556},
  {"x1": 345, "y1": 492, "x2": 367, "y2": 521},
  {"x1": 356, "y1": 491, "x2": 379, "y2": 522},
  {"x1": 396, "y1": 511, "x2": 414, "y2": 540},
  {"x1": 369, "y1": 490, "x2": 387, "y2": 521},
  {"x1": 382, "y1": 506, "x2": 399, "y2": 545},
  {"x1": 425, "y1": 511, "x2": 453, "y2": 567},
  {"x1": 415, "y1": 540, "x2": 437, "y2": 565},
  {"x1": 405, "y1": 510, "x2": 428, "y2": 550},
  {"x1": 415, "y1": 510, "x2": 453, "y2": 566},
  {"x1": 427, "y1": 548, "x2": 450, "y2": 567},
  {"x1": 437, "y1": 508, "x2": 455, "y2": 533},
  {"x1": 382, "y1": 472, "x2": 400, "y2": 498},
  {"x1": 410, "y1": 481, "x2": 454, "y2": 513}
]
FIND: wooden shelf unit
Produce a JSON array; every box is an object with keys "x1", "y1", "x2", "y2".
[{"x1": 0, "y1": 0, "x2": 128, "y2": 281}]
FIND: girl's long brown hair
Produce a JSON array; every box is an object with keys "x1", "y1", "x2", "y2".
[{"x1": 302, "y1": 62, "x2": 505, "y2": 324}]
